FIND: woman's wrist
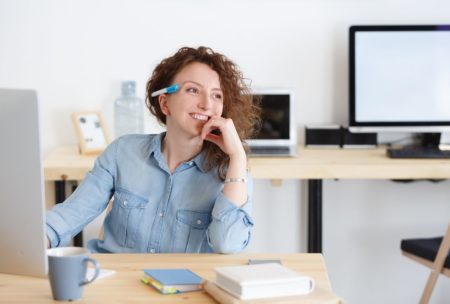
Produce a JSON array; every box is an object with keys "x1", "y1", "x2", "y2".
[
  {"x1": 228, "y1": 153, "x2": 247, "y2": 174},
  {"x1": 228, "y1": 147, "x2": 247, "y2": 163}
]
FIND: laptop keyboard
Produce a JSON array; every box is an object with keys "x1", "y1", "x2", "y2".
[{"x1": 249, "y1": 146, "x2": 291, "y2": 155}]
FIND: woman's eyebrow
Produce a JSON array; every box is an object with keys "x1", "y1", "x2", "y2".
[{"x1": 181, "y1": 80, "x2": 222, "y2": 91}]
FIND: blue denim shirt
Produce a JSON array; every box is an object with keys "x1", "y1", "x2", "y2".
[{"x1": 46, "y1": 133, "x2": 254, "y2": 253}]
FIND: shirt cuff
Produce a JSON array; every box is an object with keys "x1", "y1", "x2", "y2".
[
  {"x1": 45, "y1": 210, "x2": 74, "y2": 247},
  {"x1": 45, "y1": 223, "x2": 59, "y2": 248}
]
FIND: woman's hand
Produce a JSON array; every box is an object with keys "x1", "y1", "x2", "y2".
[
  {"x1": 200, "y1": 115, "x2": 245, "y2": 159},
  {"x1": 201, "y1": 116, "x2": 247, "y2": 205}
]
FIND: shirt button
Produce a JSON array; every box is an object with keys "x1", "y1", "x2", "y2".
[
  {"x1": 196, "y1": 219, "x2": 202, "y2": 225},
  {"x1": 188, "y1": 161, "x2": 193, "y2": 166},
  {"x1": 159, "y1": 212, "x2": 163, "y2": 217},
  {"x1": 150, "y1": 248, "x2": 155, "y2": 253},
  {"x1": 123, "y1": 200, "x2": 128, "y2": 206}
]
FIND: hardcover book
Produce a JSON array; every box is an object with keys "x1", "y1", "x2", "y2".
[
  {"x1": 141, "y1": 269, "x2": 203, "y2": 294},
  {"x1": 214, "y1": 263, "x2": 314, "y2": 300}
]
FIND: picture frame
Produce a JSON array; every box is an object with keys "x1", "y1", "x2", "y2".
[{"x1": 71, "y1": 112, "x2": 110, "y2": 155}]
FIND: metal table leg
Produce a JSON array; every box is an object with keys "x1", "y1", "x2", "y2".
[
  {"x1": 55, "y1": 180, "x2": 66, "y2": 204},
  {"x1": 72, "y1": 183, "x2": 83, "y2": 246},
  {"x1": 54, "y1": 181, "x2": 83, "y2": 247},
  {"x1": 308, "y1": 179, "x2": 322, "y2": 253}
]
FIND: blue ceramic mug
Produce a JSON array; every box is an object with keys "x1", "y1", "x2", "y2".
[{"x1": 47, "y1": 247, "x2": 100, "y2": 301}]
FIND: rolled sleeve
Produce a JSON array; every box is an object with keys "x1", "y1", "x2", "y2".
[
  {"x1": 207, "y1": 176, "x2": 254, "y2": 254},
  {"x1": 46, "y1": 212, "x2": 74, "y2": 247},
  {"x1": 211, "y1": 193, "x2": 254, "y2": 225},
  {"x1": 45, "y1": 139, "x2": 118, "y2": 247}
]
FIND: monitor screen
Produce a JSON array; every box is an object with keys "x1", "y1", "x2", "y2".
[{"x1": 349, "y1": 25, "x2": 450, "y2": 132}]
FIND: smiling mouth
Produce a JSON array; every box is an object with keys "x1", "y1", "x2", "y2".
[{"x1": 190, "y1": 113, "x2": 210, "y2": 121}]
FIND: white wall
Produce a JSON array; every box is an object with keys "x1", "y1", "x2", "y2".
[{"x1": 1, "y1": 0, "x2": 450, "y2": 303}]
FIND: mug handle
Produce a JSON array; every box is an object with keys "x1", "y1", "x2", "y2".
[{"x1": 80, "y1": 258, "x2": 100, "y2": 286}]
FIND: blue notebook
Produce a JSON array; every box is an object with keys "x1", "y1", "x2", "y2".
[{"x1": 142, "y1": 269, "x2": 203, "y2": 294}]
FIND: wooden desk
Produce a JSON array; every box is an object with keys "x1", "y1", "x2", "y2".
[
  {"x1": 0, "y1": 253, "x2": 339, "y2": 303},
  {"x1": 44, "y1": 146, "x2": 450, "y2": 252}
]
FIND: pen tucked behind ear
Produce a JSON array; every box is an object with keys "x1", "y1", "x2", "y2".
[{"x1": 151, "y1": 84, "x2": 179, "y2": 97}]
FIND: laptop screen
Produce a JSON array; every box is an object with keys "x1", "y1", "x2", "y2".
[
  {"x1": 253, "y1": 94, "x2": 290, "y2": 140},
  {"x1": 246, "y1": 89, "x2": 296, "y2": 147}
]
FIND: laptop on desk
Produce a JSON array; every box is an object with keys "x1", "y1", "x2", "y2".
[{"x1": 247, "y1": 88, "x2": 297, "y2": 157}]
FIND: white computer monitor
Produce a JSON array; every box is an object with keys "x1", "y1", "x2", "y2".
[
  {"x1": 349, "y1": 25, "x2": 450, "y2": 149},
  {"x1": 349, "y1": 25, "x2": 450, "y2": 132},
  {"x1": 0, "y1": 88, "x2": 48, "y2": 277}
]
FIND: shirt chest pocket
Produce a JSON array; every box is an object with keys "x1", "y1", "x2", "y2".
[
  {"x1": 173, "y1": 210, "x2": 211, "y2": 253},
  {"x1": 109, "y1": 190, "x2": 149, "y2": 248}
]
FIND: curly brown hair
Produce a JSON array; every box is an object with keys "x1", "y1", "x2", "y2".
[{"x1": 145, "y1": 46, "x2": 261, "y2": 179}]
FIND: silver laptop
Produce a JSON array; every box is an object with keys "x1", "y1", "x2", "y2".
[
  {"x1": 0, "y1": 89, "x2": 48, "y2": 277},
  {"x1": 247, "y1": 88, "x2": 297, "y2": 157}
]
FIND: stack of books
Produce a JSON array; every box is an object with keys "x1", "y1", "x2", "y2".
[
  {"x1": 212, "y1": 263, "x2": 314, "y2": 300},
  {"x1": 141, "y1": 268, "x2": 203, "y2": 294}
]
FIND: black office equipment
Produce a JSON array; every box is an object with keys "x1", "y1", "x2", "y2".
[
  {"x1": 305, "y1": 125, "x2": 342, "y2": 147},
  {"x1": 305, "y1": 125, "x2": 377, "y2": 147},
  {"x1": 387, "y1": 147, "x2": 450, "y2": 159},
  {"x1": 342, "y1": 129, "x2": 377, "y2": 147}
]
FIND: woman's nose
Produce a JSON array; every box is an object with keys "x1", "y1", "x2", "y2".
[{"x1": 198, "y1": 93, "x2": 212, "y2": 110}]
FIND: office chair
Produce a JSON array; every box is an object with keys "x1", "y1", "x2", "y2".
[{"x1": 401, "y1": 223, "x2": 450, "y2": 304}]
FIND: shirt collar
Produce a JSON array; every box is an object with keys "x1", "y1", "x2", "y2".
[
  {"x1": 191, "y1": 150, "x2": 208, "y2": 173},
  {"x1": 146, "y1": 133, "x2": 163, "y2": 159},
  {"x1": 147, "y1": 132, "x2": 209, "y2": 173}
]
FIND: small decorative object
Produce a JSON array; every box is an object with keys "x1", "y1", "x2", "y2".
[{"x1": 72, "y1": 112, "x2": 109, "y2": 155}]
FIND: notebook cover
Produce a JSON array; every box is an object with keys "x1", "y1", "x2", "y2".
[{"x1": 143, "y1": 269, "x2": 203, "y2": 285}]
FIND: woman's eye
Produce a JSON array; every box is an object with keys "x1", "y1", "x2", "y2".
[
  {"x1": 213, "y1": 94, "x2": 223, "y2": 101},
  {"x1": 186, "y1": 87, "x2": 199, "y2": 94}
]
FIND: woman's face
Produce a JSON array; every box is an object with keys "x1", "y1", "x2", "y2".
[{"x1": 159, "y1": 62, "x2": 224, "y2": 138}]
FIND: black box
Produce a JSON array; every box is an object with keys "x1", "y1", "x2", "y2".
[
  {"x1": 342, "y1": 129, "x2": 377, "y2": 147},
  {"x1": 305, "y1": 125, "x2": 343, "y2": 147},
  {"x1": 305, "y1": 125, "x2": 377, "y2": 147}
]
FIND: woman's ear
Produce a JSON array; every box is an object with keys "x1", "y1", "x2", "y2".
[{"x1": 158, "y1": 95, "x2": 170, "y2": 116}]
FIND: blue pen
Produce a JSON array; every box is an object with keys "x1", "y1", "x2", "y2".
[{"x1": 151, "y1": 84, "x2": 179, "y2": 97}]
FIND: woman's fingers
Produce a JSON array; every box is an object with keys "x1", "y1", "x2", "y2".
[
  {"x1": 201, "y1": 116, "x2": 224, "y2": 139},
  {"x1": 201, "y1": 116, "x2": 243, "y2": 156}
]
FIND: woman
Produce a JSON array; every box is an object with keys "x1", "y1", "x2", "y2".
[{"x1": 46, "y1": 46, "x2": 261, "y2": 253}]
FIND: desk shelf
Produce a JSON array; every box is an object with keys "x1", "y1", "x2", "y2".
[{"x1": 45, "y1": 146, "x2": 450, "y2": 181}]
